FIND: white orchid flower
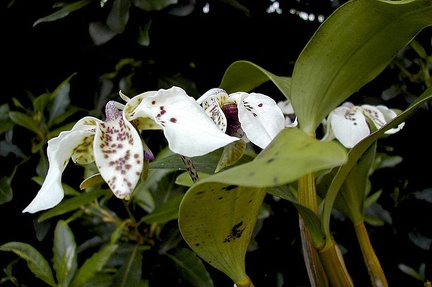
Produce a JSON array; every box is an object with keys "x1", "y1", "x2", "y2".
[
  {"x1": 322, "y1": 102, "x2": 405, "y2": 148},
  {"x1": 23, "y1": 86, "x2": 238, "y2": 213},
  {"x1": 197, "y1": 88, "x2": 285, "y2": 149},
  {"x1": 122, "y1": 86, "x2": 239, "y2": 157},
  {"x1": 23, "y1": 101, "x2": 145, "y2": 213}
]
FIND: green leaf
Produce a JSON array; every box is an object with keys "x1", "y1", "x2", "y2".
[
  {"x1": 8, "y1": 111, "x2": 42, "y2": 136},
  {"x1": 107, "y1": 0, "x2": 131, "y2": 34},
  {"x1": 219, "y1": 60, "x2": 291, "y2": 96},
  {"x1": 48, "y1": 73, "x2": 76, "y2": 125},
  {"x1": 290, "y1": 0, "x2": 432, "y2": 133},
  {"x1": 0, "y1": 242, "x2": 56, "y2": 286},
  {"x1": 70, "y1": 244, "x2": 118, "y2": 287},
  {"x1": 33, "y1": 0, "x2": 92, "y2": 26},
  {"x1": 112, "y1": 244, "x2": 143, "y2": 287},
  {"x1": 140, "y1": 193, "x2": 184, "y2": 224},
  {"x1": 0, "y1": 104, "x2": 15, "y2": 134},
  {"x1": 150, "y1": 148, "x2": 254, "y2": 175},
  {"x1": 166, "y1": 248, "x2": 214, "y2": 287},
  {"x1": 215, "y1": 140, "x2": 247, "y2": 173},
  {"x1": 179, "y1": 184, "x2": 266, "y2": 285},
  {"x1": 175, "y1": 171, "x2": 212, "y2": 187},
  {"x1": 53, "y1": 220, "x2": 77, "y2": 286},
  {"x1": 0, "y1": 176, "x2": 13, "y2": 204},
  {"x1": 37, "y1": 189, "x2": 111, "y2": 222},
  {"x1": 197, "y1": 128, "x2": 347, "y2": 188},
  {"x1": 33, "y1": 93, "x2": 51, "y2": 114}
]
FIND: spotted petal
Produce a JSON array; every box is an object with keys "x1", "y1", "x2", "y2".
[
  {"x1": 125, "y1": 86, "x2": 238, "y2": 157},
  {"x1": 197, "y1": 88, "x2": 228, "y2": 132},
  {"x1": 329, "y1": 106, "x2": 370, "y2": 148},
  {"x1": 94, "y1": 114, "x2": 143, "y2": 200},
  {"x1": 233, "y1": 92, "x2": 285, "y2": 149},
  {"x1": 23, "y1": 117, "x2": 99, "y2": 213}
]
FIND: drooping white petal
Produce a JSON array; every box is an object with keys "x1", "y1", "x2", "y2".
[
  {"x1": 330, "y1": 106, "x2": 370, "y2": 148},
  {"x1": 233, "y1": 92, "x2": 285, "y2": 149},
  {"x1": 126, "y1": 86, "x2": 238, "y2": 157},
  {"x1": 23, "y1": 118, "x2": 98, "y2": 213},
  {"x1": 94, "y1": 111, "x2": 143, "y2": 200}
]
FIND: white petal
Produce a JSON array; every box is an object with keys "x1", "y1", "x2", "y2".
[
  {"x1": 375, "y1": 105, "x2": 405, "y2": 134},
  {"x1": 127, "y1": 86, "x2": 238, "y2": 157},
  {"x1": 23, "y1": 118, "x2": 98, "y2": 213},
  {"x1": 321, "y1": 116, "x2": 336, "y2": 142},
  {"x1": 94, "y1": 115, "x2": 143, "y2": 200},
  {"x1": 233, "y1": 92, "x2": 285, "y2": 149},
  {"x1": 361, "y1": 104, "x2": 387, "y2": 130},
  {"x1": 330, "y1": 106, "x2": 370, "y2": 148},
  {"x1": 123, "y1": 91, "x2": 162, "y2": 130}
]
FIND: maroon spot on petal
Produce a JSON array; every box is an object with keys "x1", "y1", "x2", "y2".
[
  {"x1": 170, "y1": 117, "x2": 177, "y2": 123},
  {"x1": 258, "y1": 103, "x2": 263, "y2": 107},
  {"x1": 152, "y1": 100, "x2": 156, "y2": 105}
]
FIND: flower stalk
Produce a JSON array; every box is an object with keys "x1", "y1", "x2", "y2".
[{"x1": 354, "y1": 221, "x2": 388, "y2": 287}]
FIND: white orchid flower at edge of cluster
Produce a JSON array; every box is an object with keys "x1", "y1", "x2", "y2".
[
  {"x1": 23, "y1": 86, "x2": 238, "y2": 213},
  {"x1": 322, "y1": 102, "x2": 405, "y2": 149},
  {"x1": 197, "y1": 88, "x2": 285, "y2": 149}
]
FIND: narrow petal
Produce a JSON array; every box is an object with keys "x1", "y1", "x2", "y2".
[
  {"x1": 234, "y1": 92, "x2": 285, "y2": 149},
  {"x1": 126, "y1": 86, "x2": 238, "y2": 157},
  {"x1": 23, "y1": 118, "x2": 98, "y2": 213},
  {"x1": 197, "y1": 88, "x2": 228, "y2": 132},
  {"x1": 330, "y1": 106, "x2": 370, "y2": 148},
  {"x1": 94, "y1": 114, "x2": 143, "y2": 200}
]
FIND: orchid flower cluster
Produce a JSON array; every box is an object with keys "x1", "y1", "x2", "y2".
[
  {"x1": 23, "y1": 84, "x2": 404, "y2": 214},
  {"x1": 23, "y1": 86, "x2": 286, "y2": 213}
]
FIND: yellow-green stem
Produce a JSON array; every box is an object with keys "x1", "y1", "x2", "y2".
[
  {"x1": 298, "y1": 172, "x2": 318, "y2": 213},
  {"x1": 298, "y1": 173, "x2": 328, "y2": 287},
  {"x1": 235, "y1": 276, "x2": 254, "y2": 287},
  {"x1": 354, "y1": 222, "x2": 388, "y2": 287},
  {"x1": 318, "y1": 241, "x2": 354, "y2": 287},
  {"x1": 299, "y1": 217, "x2": 329, "y2": 287}
]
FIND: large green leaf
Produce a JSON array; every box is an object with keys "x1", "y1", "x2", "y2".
[
  {"x1": 194, "y1": 128, "x2": 347, "y2": 188},
  {"x1": 290, "y1": 0, "x2": 432, "y2": 133},
  {"x1": 0, "y1": 242, "x2": 56, "y2": 286},
  {"x1": 178, "y1": 128, "x2": 346, "y2": 284},
  {"x1": 179, "y1": 183, "x2": 266, "y2": 285}
]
